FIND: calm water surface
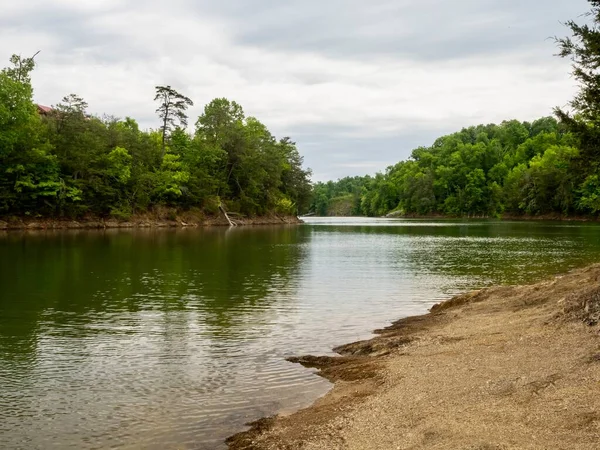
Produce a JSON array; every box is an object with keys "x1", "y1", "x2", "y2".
[{"x1": 2, "y1": 217, "x2": 600, "y2": 449}]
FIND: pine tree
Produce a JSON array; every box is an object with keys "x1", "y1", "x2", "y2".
[
  {"x1": 555, "y1": 0, "x2": 600, "y2": 167},
  {"x1": 154, "y1": 85, "x2": 193, "y2": 156}
]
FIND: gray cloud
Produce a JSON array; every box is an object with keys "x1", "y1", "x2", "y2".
[
  {"x1": 0, "y1": 0, "x2": 590, "y2": 180},
  {"x1": 218, "y1": 0, "x2": 582, "y2": 61}
]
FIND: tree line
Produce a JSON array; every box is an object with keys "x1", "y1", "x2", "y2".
[
  {"x1": 0, "y1": 55, "x2": 312, "y2": 220},
  {"x1": 311, "y1": 117, "x2": 587, "y2": 217},
  {"x1": 4, "y1": 1, "x2": 600, "y2": 222},
  {"x1": 310, "y1": 1, "x2": 600, "y2": 219}
]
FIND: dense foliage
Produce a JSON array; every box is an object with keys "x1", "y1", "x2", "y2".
[
  {"x1": 5, "y1": 1, "x2": 600, "y2": 221},
  {"x1": 0, "y1": 56, "x2": 312, "y2": 220},
  {"x1": 311, "y1": 1, "x2": 600, "y2": 218},
  {"x1": 311, "y1": 118, "x2": 588, "y2": 217}
]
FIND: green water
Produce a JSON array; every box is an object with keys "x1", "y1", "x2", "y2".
[{"x1": 1, "y1": 218, "x2": 600, "y2": 449}]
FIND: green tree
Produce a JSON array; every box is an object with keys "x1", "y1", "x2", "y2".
[
  {"x1": 3, "y1": 52, "x2": 39, "y2": 84},
  {"x1": 556, "y1": 1, "x2": 600, "y2": 175},
  {"x1": 0, "y1": 55, "x2": 311, "y2": 222},
  {"x1": 154, "y1": 85, "x2": 193, "y2": 156},
  {"x1": 0, "y1": 54, "x2": 61, "y2": 215},
  {"x1": 278, "y1": 137, "x2": 312, "y2": 214}
]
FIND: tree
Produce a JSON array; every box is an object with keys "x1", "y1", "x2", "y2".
[
  {"x1": 578, "y1": 174, "x2": 600, "y2": 213},
  {"x1": 55, "y1": 93, "x2": 88, "y2": 115},
  {"x1": 196, "y1": 98, "x2": 245, "y2": 196},
  {"x1": 278, "y1": 137, "x2": 312, "y2": 214},
  {"x1": 0, "y1": 54, "x2": 61, "y2": 215},
  {"x1": 2, "y1": 51, "x2": 39, "y2": 84},
  {"x1": 0, "y1": 53, "x2": 312, "y2": 221},
  {"x1": 555, "y1": 1, "x2": 600, "y2": 168},
  {"x1": 154, "y1": 85, "x2": 193, "y2": 155},
  {"x1": 556, "y1": 2, "x2": 600, "y2": 120}
]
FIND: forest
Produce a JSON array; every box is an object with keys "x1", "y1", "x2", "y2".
[
  {"x1": 310, "y1": 117, "x2": 590, "y2": 217},
  {"x1": 0, "y1": 56, "x2": 312, "y2": 221},
  {"x1": 4, "y1": 1, "x2": 600, "y2": 221},
  {"x1": 311, "y1": 1, "x2": 600, "y2": 218}
]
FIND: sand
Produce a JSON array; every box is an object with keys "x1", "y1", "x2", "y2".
[{"x1": 228, "y1": 264, "x2": 600, "y2": 449}]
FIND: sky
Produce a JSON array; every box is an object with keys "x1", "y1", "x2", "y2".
[{"x1": 0, "y1": 0, "x2": 591, "y2": 181}]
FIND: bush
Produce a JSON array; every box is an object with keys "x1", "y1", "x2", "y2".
[
  {"x1": 274, "y1": 197, "x2": 296, "y2": 215},
  {"x1": 110, "y1": 206, "x2": 132, "y2": 221}
]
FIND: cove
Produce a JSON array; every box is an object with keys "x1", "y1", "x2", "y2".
[{"x1": 1, "y1": 218, "x2": 600, "y2": 449}]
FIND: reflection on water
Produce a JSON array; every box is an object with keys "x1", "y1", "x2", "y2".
[{"x1": 1, "y1": 218, "x2": 600, "y2": 449}]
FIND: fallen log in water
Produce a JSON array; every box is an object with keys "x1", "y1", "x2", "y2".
[{"x1": 219, "y1": 203, "x2": 237, "y2": 227}]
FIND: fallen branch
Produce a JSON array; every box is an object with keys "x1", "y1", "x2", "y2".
[{"x1": 219, "y1": 203, "x2": 237, "y2": 227}]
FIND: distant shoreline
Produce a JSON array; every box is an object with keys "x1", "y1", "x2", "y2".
[
  {"x1": 304, "y1": 213, "x2": 600, "y2": 222},
  {"x1": 0, "y1": 214, "x2": 303, "y2": 231},
  {"x1": 227, "y1": 263, "x2": 600, "y2": 449}
]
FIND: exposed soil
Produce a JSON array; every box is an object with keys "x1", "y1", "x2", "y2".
[
  {"x1": 0, "y1": 213, "x2": 302, "y2": 230},
  {"x1": 228, "y1": 264, "x2": 600, "y2": 449}
]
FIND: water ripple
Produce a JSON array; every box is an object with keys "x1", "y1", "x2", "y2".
[{"x1": 2, "y1": 218, "x2": 600, "y2": 448}]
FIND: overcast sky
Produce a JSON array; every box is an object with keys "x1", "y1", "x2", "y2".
[{"x1": 0, "y1": 0, "x2": 590, "y2": 181}]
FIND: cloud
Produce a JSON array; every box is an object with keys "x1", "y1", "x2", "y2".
[{"x1": 0, "y1": 0, "x2": 590, "y2": 180}]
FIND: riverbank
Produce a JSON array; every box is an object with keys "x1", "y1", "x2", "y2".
[
  {"x1": 390, "y1": 212, "x2": 600, "y2": 222},
  {"x1": 228, "y1": 264, "x2": 600, "y2": 449},
  {"x1": 379, "y1": 211, "x2": 600, "y2": 221},
  {"x1": 0, "y1": 213, "x2": 302, "y2": 230}
]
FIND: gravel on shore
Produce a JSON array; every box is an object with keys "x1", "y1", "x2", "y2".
[{"x1": 228, "y1": 264, "x2": 600, "y2": 449}]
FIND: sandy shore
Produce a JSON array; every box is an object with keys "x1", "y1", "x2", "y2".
[{"x1": 228, "y1": 265, "x2": 600, "y2": 449}]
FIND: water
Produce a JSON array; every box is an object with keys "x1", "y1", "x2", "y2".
[{"x1": 1, "y1": 217, "x2": 600, "y2": 449}]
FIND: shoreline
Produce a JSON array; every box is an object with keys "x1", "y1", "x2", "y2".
[
  {"x1": 309, "y1": 213, "x2": 600, "y2": 222},
  {"x1": 0, "y1": 214, "x2": 302, "y2": 231},
  {"x1": 227, "y1": 264, "x2": 600, "y2": 449},
  {"x1": 394, "y1": 213, "x2": 600, "y2": 221}
]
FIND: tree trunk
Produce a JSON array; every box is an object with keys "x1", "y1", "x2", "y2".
[{"x1": 219, "y1": 202, "x2": 237, "y2": 227}]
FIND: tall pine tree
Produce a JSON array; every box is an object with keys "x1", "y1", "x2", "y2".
[{"x1": 556, "y1": 0, "x2": 600, "y2": 167}]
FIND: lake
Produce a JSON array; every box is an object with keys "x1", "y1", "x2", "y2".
[{"x1": 2, "y1": 217, "x2": 600, "y2": 449}]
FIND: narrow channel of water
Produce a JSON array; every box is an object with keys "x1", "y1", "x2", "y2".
[{"x1": 1, "y1": 218, "x2": 600, "y2": 449}]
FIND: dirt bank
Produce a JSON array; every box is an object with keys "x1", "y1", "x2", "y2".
[
  {"x1": 0, "y1": 213, "x2": 302, "y2": 230},
  {"x1": 228, "y1": 265, "x2": 600, "y2": 449}
]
